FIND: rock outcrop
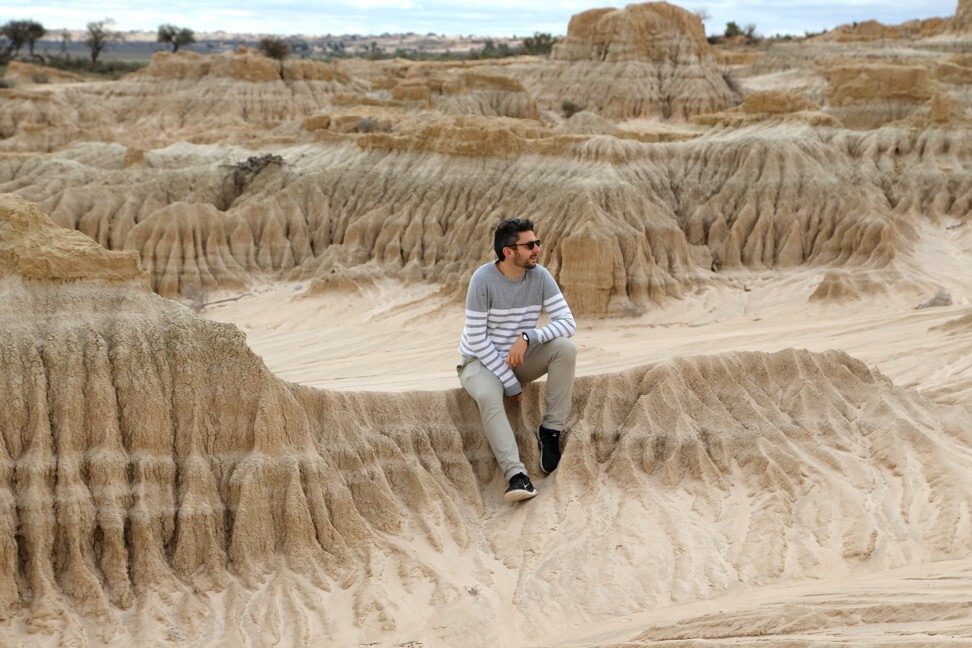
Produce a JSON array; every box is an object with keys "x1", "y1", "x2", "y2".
[
  {"x1": 0, "y1": 50, "x2": 367, "y2": 152},
  {"x1": 1, "y1": 61, "x2": 85, "y2": 86},
  {"x1": 693, "y1": 91, "x2": 841, "y2": 128},
  {"x1": 515, "y1": 2, "x2": 736, "y2": 120},
  {"x1": 7, "y1": 115, "x2": 967, "y2": 315},
  {"x1": 825, "y1": 63, "x2": 936, "y2": 129},
  {"x1": 0, "y1": 5, "x2": 970, "y2": 317}
]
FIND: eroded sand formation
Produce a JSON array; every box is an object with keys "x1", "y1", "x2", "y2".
[
  {"x1": 2, "y1": 122, "x2": 967, "y2": 315},
  {"x1": 1, "y1": 0, "x2": 972, "y2": 645},
  {"x1": 1, "y1": 11, "x2": 970, "y2": 316},
  {"x1": 1, "y1": 194, "x2": 970, "y2": 646}
]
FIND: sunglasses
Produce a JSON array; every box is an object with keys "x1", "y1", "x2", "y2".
[{"x1": 508, "y1": 239, "x2": 542, "y2": 250}]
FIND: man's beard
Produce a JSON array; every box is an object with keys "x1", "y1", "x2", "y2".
[{"x1": 517, "y1": 256, "x2": 537, "y2": 269}]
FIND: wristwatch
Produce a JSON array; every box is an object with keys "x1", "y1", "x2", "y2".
[{"x1": 520, "y1": 333, "x2": 530, "y2": 345}]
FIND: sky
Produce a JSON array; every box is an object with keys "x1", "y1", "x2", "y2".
[{"x1": 0, "y1": 0, "x2": 959, "y2": 38}]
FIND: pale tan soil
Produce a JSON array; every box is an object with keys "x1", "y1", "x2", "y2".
[{"x1": 2, "y1": 2, "x2": 972, "y2": 646}]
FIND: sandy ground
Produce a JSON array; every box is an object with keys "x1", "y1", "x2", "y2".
[
  {"x1": 205, "y1": 219, "x2": 972, "y2": 400},
  {"x1": 539, "y1": 557, "x2": 972, "y2": 646},
  {"x1": 197, "y1": 219, "x2": 972, "y2": 645}
]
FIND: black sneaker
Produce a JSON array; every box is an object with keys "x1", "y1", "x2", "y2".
[
  {"x1": 537, "y1": 426, "x2": 562, "y2": 474},
  {"x1": 504, "y1": 473, "x2": 537, "y2": 502}
]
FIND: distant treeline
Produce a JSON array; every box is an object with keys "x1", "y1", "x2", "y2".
[{"x1": 2, "y1": 16, "x2": 562, "y2": 76}]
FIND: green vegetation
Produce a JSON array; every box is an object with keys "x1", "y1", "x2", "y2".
[
  {"x1": 258, "y1": 36, "x2": 291, "y2": 60},
  {"x1": 561, "y1": 99, "x2": 584, "y2": 118},
  {"x1": 466, "y1": 32, "x2": 559, "y2": 60},
  {"x1": 310, "y1": 32, "x2": 559, "y2": 62},
  {"x1": 707, "y1": 21, "x2": 760, "y2": 45},
  {"x1": 467, "y1": 38, "x2": 512, "y2": 60},
  {"x1": 725, "y1": 21, "x2": 757, "y2": 40},
  {"x1": 1, "y1": 19, "x2": 46, "y2": 63},
  {"x1": 520, "y1": 32, "x2": 559, "y2": 55},
  {"x1": 157, "y1": 24, "x2": 196, "y2": 52},
  {"x1": 85, "y1": 19, "x2": 119, "y2": 66}
]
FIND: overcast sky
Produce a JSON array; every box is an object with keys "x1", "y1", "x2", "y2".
[{"x1": 1, "y1": 0, "x2": 958, "y2": 38}]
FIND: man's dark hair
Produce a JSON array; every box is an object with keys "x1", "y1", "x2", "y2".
[{"x1": 493, "y1": 218, "x2": 534, "y2": 261}]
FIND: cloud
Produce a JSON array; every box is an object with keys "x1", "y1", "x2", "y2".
[{"x1": 0, "y1": 0, "x2": 959, "y2": 36}]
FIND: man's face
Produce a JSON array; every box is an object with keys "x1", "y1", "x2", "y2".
[{"x1": 509, "y1": 230, "x2": 540, "y2": 269}]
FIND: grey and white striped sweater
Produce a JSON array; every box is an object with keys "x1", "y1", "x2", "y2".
[{"x1": 459, "y1": 262, "x2": 575, "y2": 396}]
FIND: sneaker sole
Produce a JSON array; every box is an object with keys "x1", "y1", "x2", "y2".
[{"x1": 504, "y1": 488, "x2": 537, "y2": 502}]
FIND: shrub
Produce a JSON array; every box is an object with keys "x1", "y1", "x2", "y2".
[
  {"x1": 356, "y1": 118, "x2": 391, "y2": 133},
  {"x1": 724, "y1": 21, "x2": 759, "y2": 43},
  {"x1": 158, "y1": 24, "x2": 195, "y2": 52},
  {"x1": 521, "y1": 32, "x2": 559, "y2": 56},
  {"x1": 561, "y1": 99, "x2": 584, "y2": 118},
  {"x1": 259, "y1": 36, "x2": 290, "y2": 60}
]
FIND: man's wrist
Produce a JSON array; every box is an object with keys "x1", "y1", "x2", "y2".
[{"x1": 520, "y1": 332, "x2": 530, "y2": 346}]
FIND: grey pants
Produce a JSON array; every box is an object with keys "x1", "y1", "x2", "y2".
[{"x1": 458, "y1": 337, "x2": 576, "y2": 480}]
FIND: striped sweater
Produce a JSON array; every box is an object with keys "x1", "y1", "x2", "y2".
[{"x1": 459, "y1": 262, "x2": 576, "y2": 396}]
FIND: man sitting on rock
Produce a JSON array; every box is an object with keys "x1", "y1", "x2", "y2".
[{"x1": 457, "y1": 218, "x2": 577, "y2": 502}]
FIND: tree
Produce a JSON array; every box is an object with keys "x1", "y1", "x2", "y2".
[
  {"x1": 521, "y1": 31, "x2": 559, "y2": 55},
  {"x1": 25, "y1": 20, "x2": 45, "y2": 57},
  {"x1": 157, "y1": 23, "x2": 195, "y2": 52},
  {"x1": 58, "y1": 29, "x2": 71, "y2": 56},
  {"x1": 1, "y1": 21, "x2": 25, "y2": 60},
  {"x1": 1, "y1": 20, "x2": 46, "y2": 58},
  {"x1": 85, "y1": 19, "x2": 119, "y2": 65},
  {"x1": 0, "y1": 20, "x2": 45, "y2": 61},
  {"x1": 725, "y1": 21, "x2": 758, "y2": 42},
  {"x1": 258, "y1": 36, "x2": 290, "y2": 60}
]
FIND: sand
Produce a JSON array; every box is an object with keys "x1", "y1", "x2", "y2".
[
  {"x1": 205, "y1": 214, "x2": 972, "y2": 401},
  {"x1": 194, "y1": 214, "x2": 972, "y2": 646},
  {"x1": 2, "y1": 2, "x2": 972, "y2": 645}
]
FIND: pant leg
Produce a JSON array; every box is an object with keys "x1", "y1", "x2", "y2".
[
  {"x1": 513, "y1": 337, "x2": 577, "y2": 431},
  {"x1": 459, "y1": 358, "x2": 527, "y2": 480}
]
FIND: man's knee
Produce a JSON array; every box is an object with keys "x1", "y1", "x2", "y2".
[{"x1": 549, "y1": 337, "x2": 576, "y2": 362}]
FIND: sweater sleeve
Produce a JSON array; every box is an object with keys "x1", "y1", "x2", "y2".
[
  {"x1": 526, "y1": 268, "x2": 576, "y2": 345},
  {"x1": 462, "y1": 275, "x2": 522, "y2": 396}
]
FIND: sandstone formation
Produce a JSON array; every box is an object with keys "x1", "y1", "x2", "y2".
[
  {"x1": 825, "y1": 63, "x2": 936, "y2": 129},
  {"x1": 1, "y1": 61, "x2": 85, "y2": 86},
  {"x1": 1, "y1": 2, "x2": 971, "y2": 645},
  {"x1": 5, "y1": 115, "x2": 969, "y2": 314},
  {"x1": 821, "y1": 17, "x2": 950, "y2": 42},
  {"x1": 691, "y1": 91, "x2": 841, "y2": 128},
  {"x1": 508, "y1": 2, "x2": 736, "y2": 120},
  {"x1": 956, "y1": 0, "x2": 972, "y2": 30},
  {"x1": 2, "y1": 4, "x2": 968, "y2": 316},
  {"x1": 1, "y1": 194, "x2": 969, "y2": 646},
  {"x1": 0, "y1": 49, "x2": 368, "y2": 152}
]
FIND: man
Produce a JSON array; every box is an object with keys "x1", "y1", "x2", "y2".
[{"x1": 458, "y1": 218, "x2": 577, "y2": 502}]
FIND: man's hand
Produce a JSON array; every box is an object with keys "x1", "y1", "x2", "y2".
[
  {"x1": 505, "y1": 392, "x2": 523, "y2": 403},
  {"x1": 506, "y1": 335, "x2": 528, "y2": 368}
]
